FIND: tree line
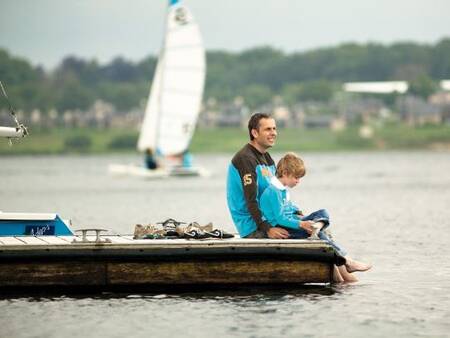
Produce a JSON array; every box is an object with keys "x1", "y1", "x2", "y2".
[{"x1": 1, "y1": 38, "x2": 449, "y2": 114}]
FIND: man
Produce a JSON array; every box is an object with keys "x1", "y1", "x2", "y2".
[
  {"x1": 226, "y1": 113, "x2": 372, "y2": 280},
  {"x1": 226, "y1": 112, "x2": 290, "y2": 239},
  {"x1": 144, "y1": 148, "x2": 159, "y2": 170}
]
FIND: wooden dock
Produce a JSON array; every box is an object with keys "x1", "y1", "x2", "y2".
[{"x1": 0, "y1": 235, "x2": 338, "y2": 291}]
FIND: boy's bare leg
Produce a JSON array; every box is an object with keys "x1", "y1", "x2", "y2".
[
  {"x1": 345, "y1": 257, "x2": 372, "y2": 273},
  {"x1": 338, "y1": 265, "x2": 359, "y2": 283},
  {"x1": 333, "y1": 265, "x2": 344, "y2": 283}
]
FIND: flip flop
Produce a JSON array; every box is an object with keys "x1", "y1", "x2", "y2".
[
  {"x1": 185, "y1": 221, "x2": 213, "y2": 232},
  {"x1": 133, "y1": 224, "x2": 166, "y2": 239},
  {"x1": 157, "y1": 218, "x2": 186, "y2": 237}
]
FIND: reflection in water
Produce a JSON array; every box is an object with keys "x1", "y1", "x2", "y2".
[{"x1": 0, "y1": 284, "x2": 338, "y2": 302}]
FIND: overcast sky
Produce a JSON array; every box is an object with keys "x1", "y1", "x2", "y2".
[{"x1": 1, "y1": 0, "x2": 449, "y2": 70}]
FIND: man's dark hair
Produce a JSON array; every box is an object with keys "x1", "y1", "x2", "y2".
[{"x1": 248, "y1": 112, "x2": 272, "y2": 140}]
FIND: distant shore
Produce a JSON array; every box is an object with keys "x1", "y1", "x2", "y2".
[{"x1": 1, "y1": 125, "x2": 450, "y2": 155}]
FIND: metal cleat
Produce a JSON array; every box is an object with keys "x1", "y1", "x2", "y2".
[{"x1": 72, "y1": 228, "x2": 112, "y2": 243}]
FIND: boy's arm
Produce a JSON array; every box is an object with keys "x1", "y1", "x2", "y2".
[
  {"x1": 266, "y1": 189, "x2": 301, "y2": 230},
  {"x1": 288, "y1": 198, "x2": 303, "y2": 215},
  {"x1": 294, "y1": 209, "x2": 304, "y2": 216}
]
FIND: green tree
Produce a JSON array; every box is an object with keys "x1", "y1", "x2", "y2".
[
  {"x1": 408, "y1": 74, "x2": 437, "y2": 99},
  {"x1": 97, "y1": 82, "x2": 146, "y2": 111},
  {"x1": 281, "y1": 83, "x2": 303, "y2": 106},
  {"x1": 2, "y1": 38, "x2": 450, "y2": 113},
  {"x1": 55, "y1": 77, "x2": 94, "y2": 111},
  {"x1": 301, "y1": 80, "x2": 335, "y2": 102},
  {"x1": 431, "y1": 38, "x2": 450, "y2": 79},
  {"x1": 242, "y1": 84, "x2": 272, "y2": 109}
]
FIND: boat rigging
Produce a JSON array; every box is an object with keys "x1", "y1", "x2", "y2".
[{"x1": 0, "y1": 81, "x2": 28, "y2": 143}]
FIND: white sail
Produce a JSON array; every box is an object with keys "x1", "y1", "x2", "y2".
[{"x1": 137, "y1": 0, "x2": 206, "y2": 156}]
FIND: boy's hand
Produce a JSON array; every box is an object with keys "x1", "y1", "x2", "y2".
[{"x1": 300, "y1": 220, "x2": 315, "y2": 234}]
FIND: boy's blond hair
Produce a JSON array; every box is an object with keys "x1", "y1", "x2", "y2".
[{"x1": 276, "y1": 152, "x2": 306, "y2": 178}]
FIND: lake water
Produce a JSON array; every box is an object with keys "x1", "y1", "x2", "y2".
[{"x1": 1, "y1": 152, "x2": 450, "y2": 338}]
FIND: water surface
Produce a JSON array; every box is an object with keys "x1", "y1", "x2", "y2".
[{"x1": 1, "y1": 152, "x2": 450, "y2": 337}]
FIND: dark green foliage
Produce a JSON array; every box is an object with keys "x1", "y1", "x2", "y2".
[
  {"x1": 108, "y1": 134, "x2": 138, "y2": 149},
  {"x1": 1, "y1": 38, "x2": 450, "y2": 115},
  {"x1": 0, "y1": 49, "x2": 41, "y2": 85},
  {"x1": 55, "y1": 81, "x2": 95, "y2": 111},
  {"x1": 408, "y1": 74, "x2": 438, "y2": 99},
  {"x1": 335, "y1": 128, "x2": 375, "y2": 149},
  {"x1": 242, "y1": 84, "x2": 273, "y2": 109},
  {"x1": 64, "y1": 134, "x2": 92, "y2": 152}
]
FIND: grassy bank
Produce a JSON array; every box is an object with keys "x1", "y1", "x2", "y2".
[{"x1": 1, "y1": 125, "x2": 450, "y2": 155}]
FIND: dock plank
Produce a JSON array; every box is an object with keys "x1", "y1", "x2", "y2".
[
  {"x1": 36, "y1": 236, "x2": 72, "y2": 245},
  {"x1": 55, "y1": 236, "x2": 73, "y2": 243},
  {"x1": 0, "y1": 237, "x2": 26, "y2": 246},
  {"x1": 58, "y1": 236, "x2": 77, "y2": 243},
  {"x1": 14, "y1": 236, "x2": 48, "y2": 245},
  {"x1": 104, "y1": 236, "x2": 135, "y2": 244}
]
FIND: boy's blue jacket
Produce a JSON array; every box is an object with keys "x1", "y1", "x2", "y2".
[
  {"x1": 226, "y1": 144, "x2": 276, "y2": 237},
  {"x1": 259, "y1": 176, "x2": 301, "y2": 229}
]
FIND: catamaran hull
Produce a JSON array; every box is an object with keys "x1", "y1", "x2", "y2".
[{"x1": 108, "y1": 163, "x2": 210, "y2": 179}]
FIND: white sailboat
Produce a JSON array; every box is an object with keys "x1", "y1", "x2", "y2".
[{"x1": 109, "y1": 0, "x2": 209, "y2": 179}]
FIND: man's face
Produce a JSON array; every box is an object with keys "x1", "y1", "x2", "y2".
[{"x1": 252, "y1": 118, "x2": 277, "y2": 150}]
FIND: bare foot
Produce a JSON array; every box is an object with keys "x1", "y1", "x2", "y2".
[
  {"x1": 338, "y1": 265, "x2": 359, "y2": 283},
  {"x1": 345, "y1": 258, "x2": 372, "y2": 273},
  {"x1": 333, "y1": 266, "x2": 344, "y2": 283}
]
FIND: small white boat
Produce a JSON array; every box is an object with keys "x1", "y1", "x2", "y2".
[
  {"x1": 0, "y1": 212, "x2": 73, "y2": 236},
  {"x1": 109, "y1": 0, "x2": 208, "y2": 178}
]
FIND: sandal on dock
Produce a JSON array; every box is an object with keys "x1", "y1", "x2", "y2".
[
  {"x1": 184, "y1": 221, "x2": 213, "y2": 232},
  {"x1": 157, "y1": 218, "x2": 186, "y2": 237},
  {"x1": 133, "y1": 224, "x2": 165, "y2": 239},
  {"x1": 204, "y1": 229, "x2": 234, "y2": 239}
]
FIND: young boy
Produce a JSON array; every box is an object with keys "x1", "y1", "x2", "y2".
[{"x1": 259, "y1": 152, "x2": 371, "y2": 282}]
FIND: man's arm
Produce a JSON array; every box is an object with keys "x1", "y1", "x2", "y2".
[{"x1": 235, "y1": 155, "x2": 272, "y2": 233}]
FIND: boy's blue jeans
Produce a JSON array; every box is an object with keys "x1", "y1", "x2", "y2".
[{"x1": 284, "y1": 209, "x2": 347, "y2": 257}]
